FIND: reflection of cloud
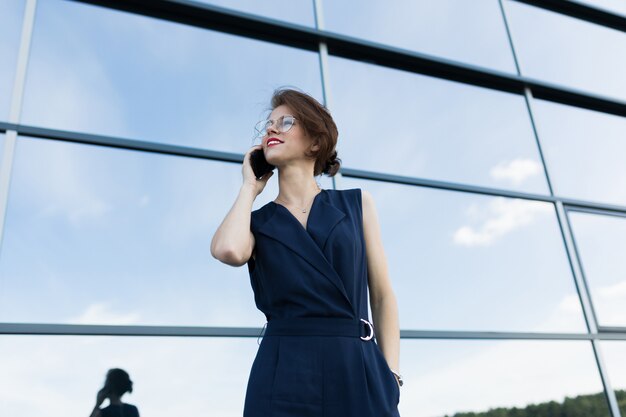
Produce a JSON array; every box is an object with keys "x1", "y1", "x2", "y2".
[
  {"x1": 70, "y1": 303, "x2": 141, "y2": 325},
  {"x1": 490, "y1": 158, "x2": 542, "y2": 185},
  {"x1": 20, "y1": 141, "x2": 114, "y2": 227},
  {"x1": 453, "y1": 197, "x2": 552, "y2": 247},
  {"x1": 593, "y1": 280, "x2": 626, "y2": 325},
  {"x1": 596, "y1": 280, "x2": 626, "y2": 299}
]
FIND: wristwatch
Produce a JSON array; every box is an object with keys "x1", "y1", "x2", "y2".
[{"x1": 390, "y1": 369, "x2": 403, "y2": 387}]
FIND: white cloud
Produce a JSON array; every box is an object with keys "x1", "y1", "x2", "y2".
[
  {"x1": 490, "y1": 158, "x2": 542, "y2": 185},
  {"x1": 69, "y1": 302, "x2": 141, "y2": 325},
  {"x1": 453, "y1": 197, "x2": 553, "y2": 247}
]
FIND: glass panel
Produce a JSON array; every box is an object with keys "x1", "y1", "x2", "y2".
[
  {"x1": 599, "y1": 340, "x2": 626, "y2": 417},
  {"x1": 506, "y1": 0, "x2": 626, "y2": 101},
  {"x1": 533, "y1": 99, "x2": 626, "y2": 207},
  {"x1": 0, "y1": 0, "x2": 26, "y2": 120},
  {"x1": 568, "y1": 211, "x2": 626, "y2": 328},
  {"x1": 340, "y1": 178, "x2": 587, "y2": 332},
  {"x1": 399, "y1": 339, "x2": 609, "y2": 416},
  {"x1": 329, "y1": 56, "x2": 549, "y2": 194},
  {"x1": 22, "y1": 0, "x2": 322, "y2": 152},
  {"x1": 0, "y1": 133, "x2": 5, "y2": 164},
  {"x1": 323, "y1": 0, "x2": 517, "y2": 73},
  {"x1": 0, "y1": 335, "x2": 258, "y2": 417},
  {"x1": 195, "y1": 0, "x2": 315, "y2": 27},
  {"x1": 0, "y1": 136, "x2": 329, "y2": 325},
  {"x1": 569, "y1": 0, "x2": 626, "y2": 16}
]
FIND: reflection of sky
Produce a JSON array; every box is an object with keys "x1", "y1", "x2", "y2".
[
  {"x1": 568, "y1": 212, "x2": 626, "y2": 327},
  {"x1": 2, "y1": 0, "x2": 626, "y2": 416},
  {"x1": 532, "y1": 99, "x2": 626, "y2": 207},
  {"x1": 20, "y1": 0, "x2": 323, "y2": 150},
  {"x1": 340, "y1": 178, "x2": 586, "y2": 333},
  {"x1": 505, "y1": 0, "x2": 626, "y2": 101},
  {"x1": 322, "y1": 0, "x2": 517, "y2": 73},
  {"x1": 0, "y1": 0, "x2": 25, "y2": 120},
  {"x1": 328, "y1": 55, "x2": 550, "y2": 195}
]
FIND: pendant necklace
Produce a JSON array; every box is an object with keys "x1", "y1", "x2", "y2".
[{"x1": 275, "y1": 186, "x2": 322, "y2": 213}]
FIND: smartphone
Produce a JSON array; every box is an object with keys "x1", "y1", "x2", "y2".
[{"x1": 250, "y1": 148, "x2": 275, "y2": 179}]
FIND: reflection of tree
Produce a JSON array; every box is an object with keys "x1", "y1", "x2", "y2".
[{"x1": 443, "y1": 389, "x2": 625, "y2": 417}]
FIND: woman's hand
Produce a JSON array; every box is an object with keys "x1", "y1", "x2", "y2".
[
  {"x1": 242, "y1": 144, "x2": 274, "y2": 196},
  {"x1": 95, "y1": 387, "x2": 108, "y2": 407}
]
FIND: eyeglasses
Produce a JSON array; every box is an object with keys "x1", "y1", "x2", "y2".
[{"x1": 253, "y1": 115, "x2": 297, "y2": 141}]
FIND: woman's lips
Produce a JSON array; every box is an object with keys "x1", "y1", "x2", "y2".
[{"x1": 267, "y1": 138, "x2": 283, "y2": 147}]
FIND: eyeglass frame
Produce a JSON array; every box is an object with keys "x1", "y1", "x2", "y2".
[{"x1": 254, "y1": 114, "x2": 297, "y2": 140}]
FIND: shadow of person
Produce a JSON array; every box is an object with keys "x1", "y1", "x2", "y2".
[{"x1": 89, "y1": 368, "x2": 140, "y2": 417}]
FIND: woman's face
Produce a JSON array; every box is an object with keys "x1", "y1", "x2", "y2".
[{"x1": 262, "y1": 105, "x2": 318, "y2": 166}]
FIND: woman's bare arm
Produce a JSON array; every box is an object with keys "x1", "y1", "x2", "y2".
[
  {"x1": 211, "y1": 144, "x2": 272, "y2": 266},
  {"x1": 362, "y1": 189, "x2": 401, "y2": 381},
  {"x1": 211, "y1": 185, "x2": 257, "y2": 266}
]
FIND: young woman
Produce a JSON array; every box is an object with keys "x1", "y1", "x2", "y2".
[
  {"x1": 89, "y1": 368, "x2": 139, "y2": 417},
  {"x1": 211, "y1": 88, "x2": 401, "y2": 416}
]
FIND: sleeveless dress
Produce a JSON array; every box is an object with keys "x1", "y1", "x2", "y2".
[{"x1": 244, "y1": 187, "x2": 401, "y2": 417}]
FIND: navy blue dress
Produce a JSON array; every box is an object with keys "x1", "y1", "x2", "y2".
[{"x1": 244, "y1": 188, "x2": 401, "y2": 416}]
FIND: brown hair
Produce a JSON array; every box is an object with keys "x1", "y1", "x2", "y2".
[{"x1": 269, "y1": 87, "x2": 341, "y2": 177}]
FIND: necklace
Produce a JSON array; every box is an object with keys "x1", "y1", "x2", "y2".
[{"x1": 275, "y1": 186, "x2": 322, "y2": 213}]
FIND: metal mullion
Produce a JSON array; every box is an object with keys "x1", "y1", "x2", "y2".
[
  {"x1": 592, "y1": 339, "x2": 622, "y2": 417},
  {"x1": 4, "y1": 121, "x2": 626, "y2": 216},
  {"x1": 559, "y1": 202, "x2": 624, "y2": 417},
  {"x1": 513, "y1": 0, "x2": 626, "y2": 32},
  {"x1": 312, "y1": 0, "x2": 341, "y2": 191},
  {"x1": 500, "y1": 4, "x2": 623, "y2": 414},
  {"x1": 0, "y1": 0, "x2": 36, "y2": 256},
  {"x1": 5, "y1": 321, "x2": 626, "y2": 340}
]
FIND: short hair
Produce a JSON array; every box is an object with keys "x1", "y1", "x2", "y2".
[
  {"x1": 269, "y1": 87, "x2": 341, "y2": 177},
  {"x1": 105, "y1": 368, "x2": 133, "y2": 396}
]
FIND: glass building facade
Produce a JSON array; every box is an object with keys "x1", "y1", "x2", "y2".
[{"x1": 1, "y1": 0, "x2": 625, "y2": 416}]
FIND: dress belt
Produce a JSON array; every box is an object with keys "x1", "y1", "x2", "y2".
[{"x1": 263, "y1": 317, "x2": 375, "y2": 341}]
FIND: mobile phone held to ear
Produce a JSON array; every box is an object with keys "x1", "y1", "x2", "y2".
[{"x1": 250, "y1": 148, "x2": 275, "y2": 179}]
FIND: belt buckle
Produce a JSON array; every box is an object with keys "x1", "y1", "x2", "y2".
[{"x1": 360, "y1": 318, "x2": 374, "y2": 341}]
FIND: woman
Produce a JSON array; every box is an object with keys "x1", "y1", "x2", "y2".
[
  {"x1": 89, "y1": 368, "x2": 139, "y2": 417},
  {"x1": 211, "y1": 87, "x2": 401, "y2": 416}
]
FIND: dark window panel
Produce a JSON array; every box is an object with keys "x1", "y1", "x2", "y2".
[{"x1": 195, "y1": 0, "x2": 315, "y2": 27}]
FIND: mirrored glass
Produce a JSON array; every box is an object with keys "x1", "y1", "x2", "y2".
[
  {"x1": 398, "y1": 339, "x2": 609, "y2": 416},
  {"x1": 329, "y1": 56, "x2": 550, "y2": 194},
  {"x1": 22, "y1": 0, "x2": 322, "y2": 153},
  {"x1": 0, "y1": 0, "x2": 26, "y2": 120},
  {"x1": 322, "y1": 0, "x2": 517, "y2": 73},
  {"x1": 339, "y1": 178, "x2": 586, "y2": 332},
  {"x1": 0, "y1": 335, "x2": 258, "y2": 417},
  {"x1": 506, "y1": 0, "x2": 626, "y2": 101},
  {"x1": 599, "y1": 340, "x2": 626, "y2": 416},
  {"x1": 0, "y1": 136, "x2": 332, "y2": 326},
  {"x1": 567, "y1": 211, "x2": 626, "y2": 328},
  {"x1": 533, "y1": 99, "x2": 626, "y2": 207}
]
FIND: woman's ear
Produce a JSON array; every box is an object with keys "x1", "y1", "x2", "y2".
[{"x1": 310, "y1": 138, "x2": 321, "y2": 152}]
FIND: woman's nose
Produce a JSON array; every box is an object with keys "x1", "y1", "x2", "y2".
[{"x1": 266, "y1": 122, "x2": 279, "y2": 135}]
